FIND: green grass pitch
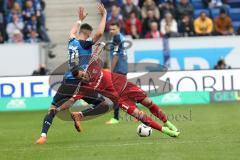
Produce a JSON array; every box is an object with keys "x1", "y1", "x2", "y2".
[{"x1": 0, "y1": 102, "x2": 240, "y2": 160}]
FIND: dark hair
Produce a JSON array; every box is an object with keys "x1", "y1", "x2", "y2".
[
  {"x1": 110, "y1": 21, "x2": 120, "y2": 28},
  {"x1": 80, "y1": 23, "x2": 93, "y2": 32},
  {"x1": 220, "y1": 8, "x2": 226, "y2": 14},
  {"x1": 112, "y1": 4, "x2": 120, "y2": 8},
  {"x1": 182, "y1": 13, "x2": 189, "y2": 17},
  {"x1": 200, "y1": 11, "x2": 207, "y2": 15},
  {"x1": 71, "y1": 66, "x2": 84, "y2": 78},
  {"x1": 217, "y1": 59, "x2": 225, "y2": 66},
  {"x1": 130, "y1": 11, "x2": 136, "y2": 16}
]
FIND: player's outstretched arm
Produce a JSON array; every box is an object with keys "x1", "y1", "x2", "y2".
[
  {"x1": 111, "y1": 55, "x2": 119, "y2": 72},
  {"x1": 92, "y1": 3, "x2": 107, "y2": 43},
  {"x1": 69, "y1": 7, "x2": 88, "y2": 39}
]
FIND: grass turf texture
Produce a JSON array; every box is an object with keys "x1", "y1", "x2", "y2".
[{"x1": 0, "y1": 102, "x2": 240, "y2": 160}]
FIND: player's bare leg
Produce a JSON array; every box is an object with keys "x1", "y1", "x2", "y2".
[
  {"x1": 121, "y1": 104, "x2": 179, "y2": 137},
  {"x1": 140, "y1": 97, "x2": 179, "y2": 132}
]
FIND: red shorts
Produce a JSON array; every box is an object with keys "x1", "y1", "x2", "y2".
[{"x1": 118, "y1": 82, "x2": 147, "y2": 113}]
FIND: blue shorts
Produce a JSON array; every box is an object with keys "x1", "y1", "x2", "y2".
[{"x1": 51, "y1": 79, "x2": 103, "y2": 108}]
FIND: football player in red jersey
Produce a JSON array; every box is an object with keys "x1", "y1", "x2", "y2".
[{"x1": 71, "y1": 42, "x2": 180, "y2": 137}]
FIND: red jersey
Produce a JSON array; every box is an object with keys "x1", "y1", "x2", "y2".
[
  {"x1": 80, "y1": 58, "x2": 127, "y2": 103},
  {"x1": 76, "y1": 57, "x2": 147, "y2": 111}
]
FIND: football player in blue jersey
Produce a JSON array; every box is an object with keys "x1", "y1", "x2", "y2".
[
  {"x1": 36, "y1": 3, "x2": 110, "y2": 144},
  {"x1": 106, "y1": 21, "x2": 128, "y2": 124}
]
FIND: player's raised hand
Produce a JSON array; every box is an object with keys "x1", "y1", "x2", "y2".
[
  {"x1": 97, "y1": 3, "x2": 107, "y2": 17},
  {"x1": 78, "y1": 7, "x2": 88, "y2": 21}
]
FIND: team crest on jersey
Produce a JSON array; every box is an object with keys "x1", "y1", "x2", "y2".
[{"x1": 92, "y1": 69, "x2": 98, "y2": 74}]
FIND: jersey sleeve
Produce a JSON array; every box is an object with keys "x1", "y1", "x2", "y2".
[{"x1": 80, "y1": 38, "x2": 94, "y2": 50}]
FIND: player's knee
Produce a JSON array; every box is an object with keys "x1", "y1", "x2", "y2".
[
  {"x1": 136, "y1": 112, "x2": 151, "y2": 126},
  {"x1": 135, "y1": 110, "x2": 145, "y2": 120},
  {"x1": 101, "y1": 101, "x2": 113, "y2": 109},
  {"x1": 96, "y1": 96, "x2": 114, "y2": 108},
  {"x1": 48, "y1": 106, "x2": 58, "y2": 117},
  {"x1": 130, "y1": 108, "x2": 145, "y2": 119},
  {"x1": 141, "y1": 98, "x2": 153, "y2": 108},
  {"x1": 102, "y1": 97, "x2": 114, "y2": 108}
]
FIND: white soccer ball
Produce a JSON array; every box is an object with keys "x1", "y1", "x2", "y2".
[{"x1": 137, "y1": 124, "x2": 152, "y2": 137}]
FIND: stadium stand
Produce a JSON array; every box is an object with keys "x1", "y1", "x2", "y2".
[
  {"x1": 45, "y1": 0, "x2": 99, "y2": 69},
  {"x1": 0, "y1": 0, "x2": 240, "y2": 70},
  {"x1": 100, "y1": 0, "x2": 240, "y2": 38},
  {"x1": 228, "y1": 0, "x2": 240, "y2": 8},
  {"x1": 1, "y1": 0, "x2": 240, "y2": 42},
  {"x1": 232, "y1": 21, "x2": 240, "y2": 32},
  {"x1": 210, "y1": 8, "x2": 221, "y2": 18},
  {"x1": 191, "y1": 0, "x2": 205, "y2": 9},
  {"x1": 194, "y1": 9, "x2": 210, "y2": 18},
  {"x1": 229, "y1": 8, "x2": 240, "y2": 21},
  {"x1": 0, "y1": 0, "x2": 51, "y2": 43},
  {"x1": 0, "y1": 0, "x2": 100, "y2": 69}
]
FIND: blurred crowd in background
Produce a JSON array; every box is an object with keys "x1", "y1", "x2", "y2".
[
  {"x1": 0, "y1": 0, "x2": 52, "y2": 44},
  {"x1": 1, "y1": 0, "x2": 240, "y2": 44},
  {"x1": 102, "y1": 0, "x2": 240, "y2": 39}
]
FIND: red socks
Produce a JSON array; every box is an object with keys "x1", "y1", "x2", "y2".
[
  {"x1": 123, "y1": 104, "x2": 163, "y2": 132},
  {"x1": 149, "y1": 104, "x2": 167, "y2": 123},
  {"x1": 140, "y1": 115, "x2": 162, "y2": 131}
]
